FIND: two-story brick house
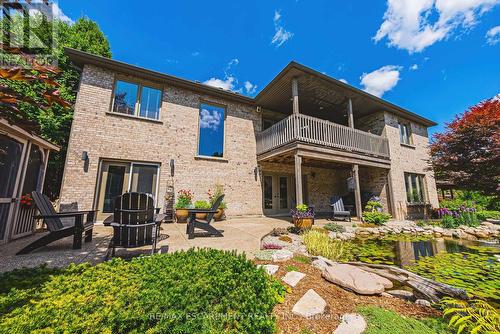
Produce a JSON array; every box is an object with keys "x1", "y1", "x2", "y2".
[{"x1": 60, "y1": 48, "x2": 439, "y2": 222}]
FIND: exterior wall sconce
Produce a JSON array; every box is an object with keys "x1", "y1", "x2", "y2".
[
  {"x1": 254, "y1": 166, "x2": 261, "y2": 181},
  {"x1": 81, "y1": 151, "x2": 88, "y2": 161},
  {"x1": 170, "y1": 159, "x2": 175, "y2": 177}
]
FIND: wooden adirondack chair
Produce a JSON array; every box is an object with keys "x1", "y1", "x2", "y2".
[
  {"x1": 186, "y1": 195, "x2": 224, "y2": 239},
  {"x1": 17, "y1": 191, "x2": 96, "y2": 255},
  {"x1": 330, "y1": 195, "x2": 351, "y2": 221},
  {"x1": 103, "y1": 192, "x2": 165, "y2": 256}
]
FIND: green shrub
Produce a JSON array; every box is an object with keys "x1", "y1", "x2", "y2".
[
  {"x1": 358, "y1": 306, "x2": 452, "y2": 334},
  {"x1": 0, "y1": 249, "x2": 284, "y2": 333},
  {"x1": 302, "y1": 229, "x2": 352, "y2": 261},
  {"x1": 286, "y1": 265, "x2": 299, "y2": 272},
  {"x1": 477, "y1": 210, "x2": 500, "y2": 221},
  {"x1": 457, "y1": 211, "x2": 480, "y2": 227},
  {"x1": 323, "y1": 222, "x2": 346, "y2": 233},
  {"x1": 362, "y1": 211, "x2": 391, "y2": 225},
  {"x1": 439, "y1": 191, "x2": 499, "y2": 211},
  {"x1": 440, "y1": 298, "x2": 500, "y2": 334},
  {"x1": 365, "y1": 200, "x2": 383, "y2": 212},
  {"x1": 194, "y1": 200, "x2": 211, "y2": 209},
  {"x1": 293, "y1": 255, "x2": 312, "y2": 264},
  {"x1": 441, "y1": 214, "x2": 459, "y2": 229}
]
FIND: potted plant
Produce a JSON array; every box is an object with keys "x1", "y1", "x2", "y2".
[
  {"x1": 175, "y1": 189, "x2": 193, "y2": 223},
  {"x1": 208, "y1": 184, "x2": 227, "y2": 221},
  {"x1": 291, "y1": 204, "x2": 314, "y2": 230},
  {"x1": 194, "y1": 200, "x2": 211, "y2": 220}
]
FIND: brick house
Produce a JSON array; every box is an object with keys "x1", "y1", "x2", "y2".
[{"x1": 60, "y1": 48, "x2": 439, "y2": 222}]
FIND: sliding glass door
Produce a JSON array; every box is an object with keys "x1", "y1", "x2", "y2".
[{"x1": 96, "y1": 161, "x2": 159, "y2": 221}]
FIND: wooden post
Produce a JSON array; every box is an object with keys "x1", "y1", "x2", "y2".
[
  {"x1": 352, "y1": 164, "x2": 362, "y2": 220},
  {"x1": 347, "y1": 98, "x2": 354, "y2": 128},
  {"x1": 292, "y1": 77, "x2": 299, "y2": 115},
  {"x1": 295, "y1": 154, "x2": 303, "y2": 205},
  {"x1": 387, "y1": 170, "x2": 397, "y2": 219}
]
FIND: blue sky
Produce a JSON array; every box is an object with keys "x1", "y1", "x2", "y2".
[{"x1": 59, "y1": 1, "x2": 500, "y2": 136}]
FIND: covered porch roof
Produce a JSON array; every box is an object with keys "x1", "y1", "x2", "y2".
[{"x1": 255, "y1": 61, "x2": 437, "y2": 127}]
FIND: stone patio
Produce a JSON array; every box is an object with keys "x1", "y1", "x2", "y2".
[{"x1": 1, "y1": 216, "x2": 339, "y2": 273}]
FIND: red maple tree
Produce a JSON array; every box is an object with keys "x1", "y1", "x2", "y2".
[{"x1": 430, "y1": 98, "x2": 500, "y2": 195}]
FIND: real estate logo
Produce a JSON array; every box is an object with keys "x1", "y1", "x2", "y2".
[{"x1": 0, "y1": 0, "x2": 59, "y2": 67}]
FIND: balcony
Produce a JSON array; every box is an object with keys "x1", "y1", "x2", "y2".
[{"x1": 256, "y1": 113, "x2": 390, "y2": 159}]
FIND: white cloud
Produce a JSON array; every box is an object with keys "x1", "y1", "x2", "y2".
[
  {"x1": 410, "y1": 64, "x2": 419, "y2": 70},
  {"x1": 52, "y1": 2, "x2": 73, "y2": 23},
  {"x1": 486, "y1": 25, "x2": 500, "y2": 44},
  {"x1": 191, "y1": 51, "x2": 200, "y2": 56},
  {"x1": 244, "y1": 81, "x2": 257, "y2": 94},
  {"x1": 199, "y1": 108, "x2": 222, "y2": 130},
  {"x1": 374, "y1": 0, "x2": 500, "y2": 53},
  {"x1": 29, "y1": 1, "x2": 73, "y2": 23},
  {"x1": 271, "y1": 10, "x2": 294, "y2": 47},
  {"x1": 338, "y1": 78, "x2": 348, "y2": 84},
  {"x1": 360, "y1": 65, "x2": 402, "y2": 98},
  {"x1": 203, "y1": 76, "x2": 236, "y2": 91}
]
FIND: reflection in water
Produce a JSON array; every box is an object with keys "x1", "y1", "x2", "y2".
[{"x1": 396, "y1": 239, "x2": 449, "y2": 267}]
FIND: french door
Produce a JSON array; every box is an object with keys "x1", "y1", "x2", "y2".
[
  {"x1": 262, "y1": 174, "x2": 292, "y2": 215},
  {"x1": 0, "y1": 134, "x2": 28, "y2": 244},
  {"x1": 95, "y1": 160, "x2": 159, "y2": 221}
]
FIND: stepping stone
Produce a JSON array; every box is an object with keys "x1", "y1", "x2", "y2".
[
  {"x1": 333, "y1": 313, "x2": 367, "y2": 334},
  {"x1": 292, "y1": 289, "x2": 326, "y2": 318},
  {"x1": 282, "y1": 271, "x2": 305, "y2": 287},
  {"x1": 257, "y1": 264, "x2": 279, "y2": 275},
  {"x1": 323, "y1": 263, "x2": 393, "y2": 295},
  {"x1": 387, "y1": 289, "x2": 415, "y2": 301},
  {"x1": 272, "y1": 249, "x2": 293, "y2": 262}
]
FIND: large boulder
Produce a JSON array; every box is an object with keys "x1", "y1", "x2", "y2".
[
  {"x1": 322, "y1": 263, "x2": 393, "y2": 295},
  {"x1": 333, "y1": 313, "x2": 367, "y2": 334},
  {"x1": 387, "y1": 289, "x2": 415, "y2": 301},
  {"x1": 292, "y1": 289, "x2": 327, "y2": 318}
]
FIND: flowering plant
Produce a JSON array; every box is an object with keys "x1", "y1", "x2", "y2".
[
  {"x1": 175, "y1": 189, "x2": 193, "y2": 209},
  {"x1": 20, "y1": 193, "x2": 33, "y2": 208},
  {"x1": 207, "y1": 184, "x2": 227, "y2": 209},
  {"x1": 291, "y1": 204, "x2": 314, "y2": 218}
]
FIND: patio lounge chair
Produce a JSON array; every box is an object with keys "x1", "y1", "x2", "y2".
[
  {"x1": 330, "y1": 195, "x2": 351, "y2": 222},
  {"x1": 104, "y1": 192, "x2": 165, "y2": 256},
  {"x1": 186, "y1": 195, "x2": 224, "y2": 239},
  {"x1": 17, "y1": 191, "x2": 97, "y2": 255}
]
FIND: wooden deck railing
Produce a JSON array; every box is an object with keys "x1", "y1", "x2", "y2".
[{"x1": 256, "y1": 114, "x2": 390, "y2": 158}]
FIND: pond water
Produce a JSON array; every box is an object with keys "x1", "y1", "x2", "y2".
[{"x1": 351, "y1": 236, "x2": 500, "y2": 267}]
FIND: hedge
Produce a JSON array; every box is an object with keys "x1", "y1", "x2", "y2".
[{"x1": 0, "y1": 249, "x2": 285, "y2": 333}]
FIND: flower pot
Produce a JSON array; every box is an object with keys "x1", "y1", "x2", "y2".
[
  {"x1": 195, "y1": 213, "x2": 208, "y2": 220},
  {"x1": 214, "y1": 208, "x2": 225, "y2": 221},
  {"x1": 175, "y1": 209, "x2": 189, "y2": 223},
  {"x1": 294, "y1": 217, "x2": 314, "y2": 230}
]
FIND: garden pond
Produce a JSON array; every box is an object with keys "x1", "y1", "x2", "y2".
[{"x1": 350, "y1": 236, "x2": 500, "y2": 306}]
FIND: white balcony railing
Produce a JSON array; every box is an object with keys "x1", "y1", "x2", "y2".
[{"x1": 256, "y1": 113, "x2": 390, "y2": 158}]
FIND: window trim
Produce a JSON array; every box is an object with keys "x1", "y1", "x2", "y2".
[
  {"x1": 404, "y1": 172, "x2": 427, "y2": 204},
  {"x1": 398, "y1": 120, "x2": 413, "y2": 146},
  {"x1": 196, "y1": 100, "x2": 227, "y2": 159},
  {"x1": 109, "y1": 76, "x2": 164, "y2": 121}
]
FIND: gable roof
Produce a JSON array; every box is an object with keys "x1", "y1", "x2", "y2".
[{"x1": 65, "y1": 48, "x2": 437, "y2": 127}]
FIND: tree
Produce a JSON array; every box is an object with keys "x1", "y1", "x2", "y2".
[
  {"x1": 430, "y1": 98, "x2": 500, "y2": 195},
  {"x1": 1, "y1": 15, "x2": 111, "y2": 198}
]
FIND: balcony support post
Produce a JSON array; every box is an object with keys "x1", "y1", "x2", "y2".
[
  {"x1": 292, "y1": 77, "x2": 299, "y2": 115},
  {"x1": 294, "y1": 153, "x2": 303, "y2": 205},
  {"x1": 352, "y1": 164, "x2": 362, "y2": 220},
  {"x1": 347, "y1": 98, "x2": 354, "y2": 128}
]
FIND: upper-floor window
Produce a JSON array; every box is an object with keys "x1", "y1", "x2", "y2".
[
  {"x1": 405, "y1": 173, "x2": 426, "y2": 203},
  {"x1": 112, "y1": 80, "x2": 162, "y2": 120},
  {"x1": 198, "y1": 103, "x2": 225, "y2": 157},
  {"x1": 399, "y1": 121, "x2": 412, "y2": 145}
]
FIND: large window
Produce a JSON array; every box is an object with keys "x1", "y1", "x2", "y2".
[
  {"x1": 198, "y1": 103, "x2": 225, "y2": 157},
  {"x1": 405, "y1": 173, "x2": 426, "y2": 203},
  {"x1": 112, "y1": 80, "x2": 162, "y2": 120},
  {"x1": 399, "y1": 121, "x2": 412, "y2": 145}
]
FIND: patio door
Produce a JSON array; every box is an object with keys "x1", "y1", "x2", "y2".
[
  {"x1": 0, "y1": 134, "x2": 28, "y2": 244},
  {"x1": 262, "y1": 174, "x2": 292, "y2": 215},
  {"x1": 96, "y1": 161, "x2": 159, "y2": 221}
]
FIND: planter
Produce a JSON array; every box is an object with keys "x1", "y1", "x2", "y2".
[
  {"x1": 195, "y1": 213, "x2": 208, "y2": 220},
  {"x1": 294, "y1": 217, "x2": 314, "y2": 230},
  {"x1": 214, "y1": 208, "x2": 225, "y2": 221},
  {"x1": 175, "y1": 209, "x2": 189, "y2": 223}
]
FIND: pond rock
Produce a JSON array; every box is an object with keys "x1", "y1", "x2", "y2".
[
  {"x1": 292, "y1": 289, "x2": 326, "y2": 318},
  {"x1": 272, "y1": 249, "x2": 294, "y2": 262},
  {"x1": 387, "y1": 289, "x2": 415, "y2": 301},
  {"x1": 323, "y1": 263, "x2": 393, "y2": 295},
  {"x1": 333, "y1": 313, "x2": 367, "y2": 334}
]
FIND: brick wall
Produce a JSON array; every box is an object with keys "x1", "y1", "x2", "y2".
[{"x1": 59, "y1": 64, "x2": 263, "y2": 217}]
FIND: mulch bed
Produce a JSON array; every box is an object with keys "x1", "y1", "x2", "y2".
[{"x1": 255, "y1": 259, "x2": 441, "y2": 334}]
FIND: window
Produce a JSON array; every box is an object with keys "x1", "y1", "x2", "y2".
[
  {"x1": 198, "y1": 103, "x2": 225, "y2": 157},
  {"x1": 405, "y1": 173, "x2": 426, "y2": 203},
  {"x1": 399, "y1": 121, "x2": 412, "y2": 145},
  {"x1": 112, "y1": 80, "x2": 162, "y2": 120}
]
